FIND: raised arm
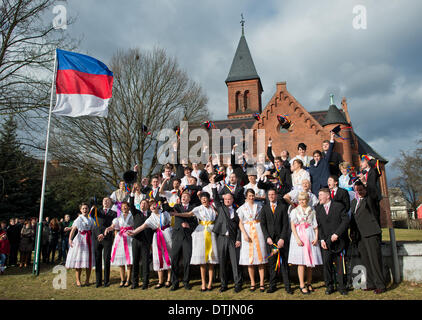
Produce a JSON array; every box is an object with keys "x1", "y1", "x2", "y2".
[
  {"x1": 212, "y1": 186, "x2": 223, "y2": 208},
  {"x1": 267, "y1": 137, "x2": 275, "y2": 164}
]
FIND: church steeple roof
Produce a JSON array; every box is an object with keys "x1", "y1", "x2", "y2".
[
  {"x1": 225, "y1": 33, "x2": 261, "y2": 84},
  {"x1": 322, "y1": 94, "x2": 349, "y2": 126}
]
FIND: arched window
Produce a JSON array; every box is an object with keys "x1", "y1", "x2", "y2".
[
  {"x1": 235, "y1": 91, "x2": 241, "y2": 112},
  {"x1": 243, "y1": 90, "x2": 250, "y2": 111}
]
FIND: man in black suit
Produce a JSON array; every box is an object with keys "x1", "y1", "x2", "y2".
[
  {"x1": 257, "y1": 161, "x2": 292, "y2": 203},
  {"x1": 267, "y1": 137, "x2": 290, "y2": 171},
  {"x1": 316, "y1": 188, "x2": 350, "y2": 295},
  {"x1": 92, "y1": 197, "x2": 117, "y2": 288},
  {"x1": 322, "y1": 139, "x2": 343, "y2": 177},
  {"x1": 219, "y1": 173, "x2": 245, "y2": 207},
  {"x1": 170, "y1": 192, "x2": 198, "y2": 291},
  {"x1": 212, "y1": 186, "x2": 242, "y2": 293},
  {"x1": 148, "y1": 176, "x2": 164, "y2": 202},
  {"x1": 129, "y1": 196, "x2": 153, "y2": 289},
  {"x1": 328, "y1": 175, "x2": 351, "y2": 214},
  {"x1": 260, "y1": 189, "x2": 292, "y2": 294},
  {"x1": 350, "y1": 181, "x2": 386, "y2": 294},
  {"x1": 359, "y1": 157, "x2": 382, "y2": 228}
]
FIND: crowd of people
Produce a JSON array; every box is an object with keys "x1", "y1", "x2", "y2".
[
  {"x1": 1, "y1": 131, "x2": 386, "y2": 296},
  {"x1": 0, "y1": 215, "x2": 72, "y2": 273}
]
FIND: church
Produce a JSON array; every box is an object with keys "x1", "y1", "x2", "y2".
[{"x1": 207, "y1": 24, "x2": 392, "y2": 227}]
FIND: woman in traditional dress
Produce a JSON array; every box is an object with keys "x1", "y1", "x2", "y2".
[
  {"x1": 243, "y1": 174, "x2": 266, "y2": 204},
  {"x1": 171, "y1": 192, "x2": 218, "y2": 291},
  {"x1": 290, "y1": 143, "x2": 313, "y2": 170},
  {"x1": 105, "y1": 201, "x2": 134, "y2": 287},
  {"x1": 66, "y1": 203, "x2": 96, "y2": 287},
  {"x1": 288, "y1": 192, "x2": 323, "y2": 294},
  {"x1": 132, "y1": 182, "x2": 146, "y2": 211},
  {"x1": 237, "y1": 189, "x2": 267, "y2": 292},
  {"x1": 110, "y1": 180, "x2": 129, "y2": 216},
  {"x1": 128, "y1": 199, "x2": 173, "y2": 289},
  {"x1": 339, "y1": 162, "x2": 356, "y2": 201},
  {"x1": 290, "y1": 159, "x2": 311, "y2": 191},
  {"x1": 284, "y1": 179, "x2": 319, "y2": 212}
]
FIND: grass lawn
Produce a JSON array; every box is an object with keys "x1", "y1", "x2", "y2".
[
  {"x1": 382, "y1": 228, "x2": 422, "y2": 242},
  {"x1": 1, "y1": 264, "x2": 422, "y2": 300}
]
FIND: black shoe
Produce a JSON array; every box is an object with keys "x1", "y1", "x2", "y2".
[
  {"x1": 142, "y1": 284, "x2": 148, "y2": 290},
  {"x1": 299, "y1": 286, "x2": 310, "y2": 295},
  {"x1": 104, "y1": 282, "x2": 110, "y2": 288},
  {"x1": 340, "y1": 290, "x2": 348, "y2": 295},
  {"x1": 170, "y1": 284, "x2": 179, "y2": 291},
  {"x1": 155, "y1": 283, "x2": 164, "y2": 289},
  {"x1": 219, "y1": 286, "x2": 228, "y2": 293},
  {"x1": 325, "y1": 287, "x2": 335, "y2": 295},
  {"x1": 260, "y1": 286, "x2": 266, "y2": 293},
  {"x1": 374, "y1": 288, "x2": 386, "y2": 294},
  {"x1": 184, "y1": 283, "x2": 192, "y2": 290},
  {"x1": 96, "y1": 283, "x2": 102, "y2": 288},
  {"x1": 285, "y1": 286, "x2": 294, "y2": 295},
  {"x1": 234, "y1": 285, "x2": 242, "y2": 293},
  {"x1": 267, "y1": 287, "x2": 276, "y2": 293},
  {"x1": 131, "y1": 283, "x2": 139, "y2": 290},
  {"x1": 119, "y1": 281, "x2": 125, "y2": 288}
]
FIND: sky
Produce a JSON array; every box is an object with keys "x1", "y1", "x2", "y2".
[{"x1": 50, "y1": 0, "x2": 422, "y2": 182}]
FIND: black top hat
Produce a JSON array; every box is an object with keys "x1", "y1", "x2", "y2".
[
  {"x1": 277, "y1": 114, "x2": 291, "y2": 129},
  {"x1": 123, "y1": 170, "x2": 137, "y2": 184},
  {"x1": 326, "y1": 237, "x2": 345, "y2": 254}
]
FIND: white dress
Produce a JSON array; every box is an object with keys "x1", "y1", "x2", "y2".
[
  {"x1": 339, "y1": 174, "x2": 356, "y2": 202},
  {"x1": 145, "y1": 211, "x2": 173, "y2": 271},
  {"x1": 110, "y1": 189, "x2": 129, "y2": 214},
  {"x1": 291, "y1": 169, "x2": 311, "y2": 191},
  {"x1": 192, "y1": 169, "x2": 202, "y2": 185},
  {"x1": 288, "y1": 206, "x2": 322, "y2": 267},
  {"x1": 290, "y1": 155, "x2": 313, "y2": 169},
  {"x1": 65, "y1": 215, "x2": 95, "y2": 269},
  {"x1": 287, "y1": 190, "x2": 319, "y2": 212},
  {"x1": 237, "y1": 203, "x2": 267, "y2": 265},
  {"x1": 243, "y1": 183, "x2": 266, "y2": 200},
  {"x1": 110, "y1": 213, "x2": 134, "y2": 266},
  {"x1": 190, "y1": 205, "x2": 219, "y2": 265},
  {"x1": 133, "y1": 192, "x2": 146, "y2": 211}
]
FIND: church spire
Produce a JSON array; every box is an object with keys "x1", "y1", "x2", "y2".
[
  {"x1": 225, "y1": 16, "x2": 261, "y2": 84},
  {"x1": 240, "y1": 13, "x2": 245, "y2": 36}
]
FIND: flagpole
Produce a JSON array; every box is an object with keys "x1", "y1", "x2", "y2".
[{"x1": 33, "y1": 49, "x2": 57, "y2": 276}]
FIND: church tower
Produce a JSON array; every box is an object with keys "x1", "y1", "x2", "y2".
[{"x1": 226, "y1": 16, "x2": 263, "y2": 119}]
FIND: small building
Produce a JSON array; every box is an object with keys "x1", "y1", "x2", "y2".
[
  {"x1": 389, "y1": 187, "x2": 410, "y2": 221},
  {"x1": 417, "y1": 204, "x2": 422, "y2": 220}
]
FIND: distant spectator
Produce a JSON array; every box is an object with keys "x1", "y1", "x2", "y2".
[
  {"x1": 0, "y1": 224, "x2": 10, "y2": 275},
  {"x1": 6, "y1": 218, "x2": 20, "y2": 266},
  {"x1": 19, "y1": 220, "x2": 35, "y2": 268},
  {"x1": 41, "y1": 218, "x2": 50, "y2": 263},
  {"x1": 48, "y1": 218, "x2": 60, "y2": 264},
  {"x1": 60, "y1": 215, "x2": 72, "y2": 264}
]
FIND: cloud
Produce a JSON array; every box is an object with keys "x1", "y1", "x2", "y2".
[{"x1": 59, "y1": 0, "x2": 422, "y2": 180}]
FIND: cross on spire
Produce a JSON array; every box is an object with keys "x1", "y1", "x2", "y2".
[{"x1": 240, "y1": 13, "x2": 245, "y2": 35}]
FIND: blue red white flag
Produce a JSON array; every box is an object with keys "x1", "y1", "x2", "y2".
[{"x1": 53, "y1": 49, "x2": 113, "y2": 117}]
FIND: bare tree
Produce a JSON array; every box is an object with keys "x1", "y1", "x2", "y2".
[
  {"x1": 0, "y1": 0, "x2": 77, "y2": 152},
  {"x1": 392, "y1": 143, "x2": 422, "y2": 214},
  {"x1": 50, "y1": 47, "x2": 209, "y2": 187}
]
